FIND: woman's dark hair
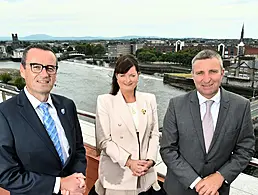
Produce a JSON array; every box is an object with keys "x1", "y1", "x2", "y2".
[{"x1": 110, "y1": 54, "x2": 140, "y2": 95}]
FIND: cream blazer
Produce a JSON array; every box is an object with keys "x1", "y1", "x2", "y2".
[{"x1": 95, "y1": 90, "x2": 160, "y2": 191}]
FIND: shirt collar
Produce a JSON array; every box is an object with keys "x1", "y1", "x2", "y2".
[
  {"x1": 197, "y1": 88, "x2": 221, "y2": 105},
  {"x1": 24, "y1": 87, "x2": 54, "y2": 109}
]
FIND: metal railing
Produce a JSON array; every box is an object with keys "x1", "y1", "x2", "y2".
[
  {"x1": 77, "y1": 109, "x2": 96, "y2": 119},
  {"x1": 1, "y1": 87, "x2": 258, "y2": 168},
  {"x1": 0, "y1": 87, "x2": 97, "y2": 119}
]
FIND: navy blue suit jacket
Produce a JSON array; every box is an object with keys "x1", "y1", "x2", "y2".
[{"x1": 0, "y1": 90, "x2": 86, "y2": 195}]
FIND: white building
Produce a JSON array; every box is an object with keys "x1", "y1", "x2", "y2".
[
  {"x1": 107, "y1": 43, "x2": 143, "y2": 59},
  {"x1": 132, "y1": 43, "x2": 144, "y2": 54},
  {"x1": 12, "y1": 48, "x2": 24, "y2": 59},
  {"x1": 147, "y1": 40, "x2": 165, "y2": 45},
  {"x1": 0, "y1": 45, "x2": 7, "y2": 57},
  {"x1": 107, "y1": 45, "x2": 118, "y2": 59},
  {"x1": 107, "y1": 44, "x2": 131, "y2": 58}
]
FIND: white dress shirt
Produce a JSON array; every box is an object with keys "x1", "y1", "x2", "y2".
[
  {"x1": 24, "y1": 87, "x2": 70, "y2": 194},
  {"x1": 190, "y1": 89, "x2": 221, "y2": 189}
]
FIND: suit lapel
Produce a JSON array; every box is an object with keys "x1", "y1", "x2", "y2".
[
  {"x1": 208, "y1": 88, "x2": 229, "y2": 152},
  {"x1": 115, "y1": 91, "x2": 137, "y2": 138},
  {"x1": 17, "y1": 91, "x2": 60, "y2": 162},
  {"x1": 135, "y1": 91, "x2": 147, "y2": 143},
  {"x1": 190, "y1": 90, "x2": 206, "y2": 153}
]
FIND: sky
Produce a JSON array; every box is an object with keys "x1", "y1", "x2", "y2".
[{"x1": 1, "y1": 0, "x2": 258, "y2": 39}]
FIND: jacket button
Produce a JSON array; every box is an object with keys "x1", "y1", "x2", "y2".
[{"x1": 205, "y1": 161, "x2": 208, "y2": 164}]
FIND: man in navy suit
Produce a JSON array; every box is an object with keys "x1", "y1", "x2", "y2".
[{"x1": 0, "y1": 44, "x2": 87, "y2": 195}]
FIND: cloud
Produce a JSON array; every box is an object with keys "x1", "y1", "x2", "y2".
[{"x1": 0, "y1": 0, "x2": 257, "y2": 38}]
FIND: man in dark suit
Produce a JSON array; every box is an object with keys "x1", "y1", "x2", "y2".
[
  {"x1": 160, "y1": 49, "x2": 255, "y2": 195},
  {"x1": 0, "y1": 44, "x2": 86, "y2": 195}
]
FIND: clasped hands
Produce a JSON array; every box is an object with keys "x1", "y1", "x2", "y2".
[
  {"x1": 126, "y1": 158, "x2": 154, "y2": 176},
  {"x1": 195, "y1": 172, "x2": 224, "y2": 195},
  {"x1": 60, "y1": 173, "x2": 86, "y2": 195}
]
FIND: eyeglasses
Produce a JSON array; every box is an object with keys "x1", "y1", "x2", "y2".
[{"x1": 29, "y1": 63, "x2": 58, "y2": 75}]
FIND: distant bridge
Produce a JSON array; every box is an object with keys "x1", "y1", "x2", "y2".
[
  {"x1": 58, "y1": 52, "x2": 86, "y2": 61},
  {"x1": 68, "y1": 53, "x2": 86, "y2": 57},
  {"x1": 57, "y1": 52, "x2": 111, "y2": 63}
]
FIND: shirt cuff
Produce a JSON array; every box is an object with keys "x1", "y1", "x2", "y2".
[
  {"x1": 53, "y1": 177, "x2": 61, "y2": 194},
  {"x1": 146, "y1": 159, "x2": 156, "y2": 167},
  {"x1": 190, "y1": 177, "x2": 202, "y2": 189}
]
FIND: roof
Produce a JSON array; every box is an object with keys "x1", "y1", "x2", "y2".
[{"x1": 230, "y1": 60, "x2": 258, "y2": 69}]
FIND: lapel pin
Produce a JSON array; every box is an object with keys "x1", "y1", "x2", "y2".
[
  {"x1": 141, "y1": 109, "x2": 146, "y2": 115},
  {"x1": 61, "y1": 108, "x2": 65, "y2": 115}
]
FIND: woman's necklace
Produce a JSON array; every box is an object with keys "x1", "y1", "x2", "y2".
[{"x1": 131, "y1": 106, "x2": 136, "y2": 114}]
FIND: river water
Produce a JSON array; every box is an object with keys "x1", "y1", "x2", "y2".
[{"x1": 0, "y1": 60, "x2": 186, "y2": 126}]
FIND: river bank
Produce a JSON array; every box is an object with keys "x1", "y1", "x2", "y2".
[
  {"x1": 0, "y1": 68, "x2": 24, "y2": 90},
  {"x1": 163, "y1": 73, "x2": 258, "y2": 98},
  {"x1": 0, "y1": 68, "x2": 20, "y2": 76},
  {"x1": 66, "y1": 59, "x2": 191, "y2": 75}
]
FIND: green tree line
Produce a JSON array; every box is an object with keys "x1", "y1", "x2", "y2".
[
  {"x1": 74, "y1": 43, "x2": 105, "y2": 56},
  {"x1": 136, "y1": 48, "x2": 202, "y2": 67}
]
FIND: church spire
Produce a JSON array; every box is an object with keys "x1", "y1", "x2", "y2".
[{"x1": 240, "y1": 23, "x2": 244, "y2": 43}]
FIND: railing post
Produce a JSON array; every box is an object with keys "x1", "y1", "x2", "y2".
[{"x1": 2, "y1": 91, "x2": 6, "y2": 101}]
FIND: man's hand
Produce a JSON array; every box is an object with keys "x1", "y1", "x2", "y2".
[
  {"x1": 60, "y1": 173, "x2": 86, "y2": 195},
  {"x1": 126, "y1": 159, "x2": 148, "y2": 176},
  {"x1": 61, "y1": 189, "x2": 69, "y2": 195},
  {"x1": 144, "y1": 160, "x2": 154, "y2": 169},
  {"x1": 195, "y1": 172, "x2": 224, "y2": 195}
]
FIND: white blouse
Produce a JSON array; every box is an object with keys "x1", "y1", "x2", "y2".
[{"x1": 127, "y1": 102, "x2": 139, "y2": 131}]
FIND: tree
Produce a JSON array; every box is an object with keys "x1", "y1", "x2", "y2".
[
  {"x1": 51, "y1": 46, "x2": 59, "y2": 53},
  {"x1": 135, "y1": 46, "x2": 202, "y2": 66},
  {"x1": 85, "y1": 44, "x2": 93, "y2": 55},
  {"x1": 14, "y1": 76, "x2": 26, "y2": 90},
  {"x1": 136, "y1": 48, "x2": 145, "y2": 57},
  {"x1": 67, "y1": 46, "x2": 74, "y2": 52},
  {"x1": 75, "y1": 45, "x2": 85, "y2": 54},
  {"x1": 138, "y1": 51, "x2": 157, "y2": 62},
  {"x1": 0, "y1": 73, "x2": 12, "y2": 84},
  {"x1": 6, "y1": 46, "x2": 13, "y2": 54},
  {"x1": 92, "y1": 44, "x2": 105, "y2": 55},
  {"x1": 51, "y1": 46, "x2": 63, "y2": 53}
]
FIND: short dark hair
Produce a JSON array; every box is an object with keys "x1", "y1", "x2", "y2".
[
  {"x1": 21, "y1": 44, "x2": 58, "y2": 67},
  {"x1": 191, "y1": 49, "x2": 223, "y2": 70},
  {"x1": 110, "y1": 54, "x2": 140, "y2": 95}
]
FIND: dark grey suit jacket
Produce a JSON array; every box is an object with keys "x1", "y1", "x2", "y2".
[
  {"x1": 160, "y1": 88, "x2": 255, "y2": 195},
  {"x1": 0, "y1": 90, "x2": 86, "y2": 195}
]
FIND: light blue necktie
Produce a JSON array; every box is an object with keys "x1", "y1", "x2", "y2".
[{"x1": 39, "y1": 103, "x2": 65, "y2": 165}]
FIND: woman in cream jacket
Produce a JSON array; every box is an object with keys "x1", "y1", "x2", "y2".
[{"x1": 95, "y1": 54, "x2": 160, "y2": 195}]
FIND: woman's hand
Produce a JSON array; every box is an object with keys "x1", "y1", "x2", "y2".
[
  {"x1": 126, "y1": 158, "x2": 149, "y2": 176},
  {"x1": 135, "y1": 160, "x2": 154, "y2": 176}
]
